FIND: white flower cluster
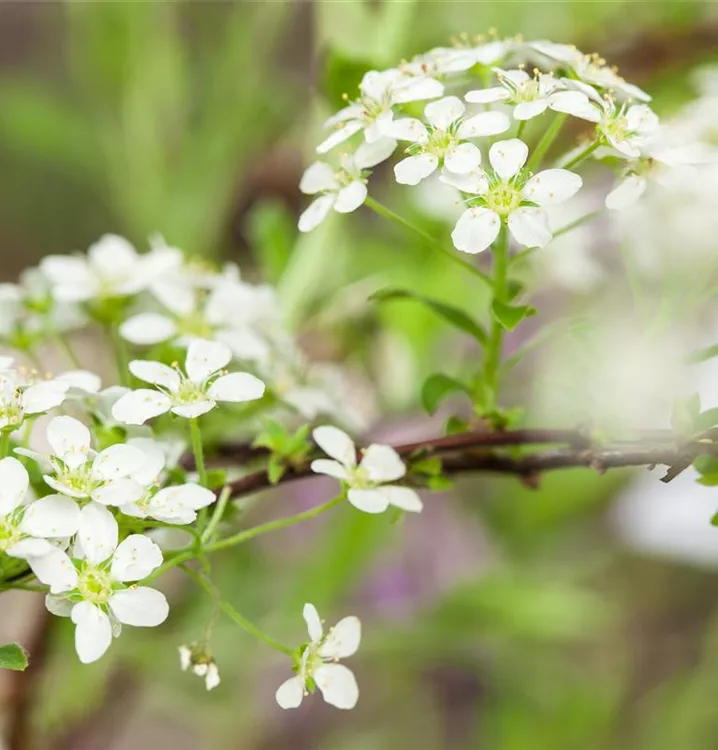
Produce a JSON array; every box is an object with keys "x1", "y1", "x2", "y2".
[{"x1": 298, "y1": 35, "x2": 709, "y2": 253}]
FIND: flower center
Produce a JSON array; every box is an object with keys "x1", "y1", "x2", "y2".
[
  {"x1": 55, "y1": 464, "x2": 95, "y2": 497},
  {"x1": 485, "y1": 183, "x2": 522, "y2": 216},
  {"x1": 174, "y1": 377, "x2": 206, "y2": 405},
  {"x1": 516, "y1": 79, "x2": 541, "y2": 102},
  {"x1": 600, "y1": 113, "x2": 629, "y2": 142},
  {"x1": 78, "y1": 566, "x2": 113, "y2": 605},
  {"x1": 0, "y1": 517, "x2": 21, "y2": 553},
  {"x1": 348, "y1": 466, "x2": 374, "y2": 489},
  {"x1": 426, "y1": 128, "x2": 456, "y2": 157},
  {"x1": 0, "y1": 393, "x2": 24, "y2": 429}
]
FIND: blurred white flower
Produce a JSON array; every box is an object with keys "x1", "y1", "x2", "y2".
[
  {"x1": 310, "y1": 425, "x2": 422, "y2": 514},
  {"x1": 179, "y1": 644, "x2": 220, "y2": 691},
  {"x1": 34, "y1": 504, "x2": 167, "y2": 663},
  {"x1": 276, "y1": 603, "x2": 361, "y2": 710},
  {"x1": 445, "y1": 138, "x2": 582, "y2": 253},
  {"x1": 111, "y1": 340, "x2": 265, "y2": 425}
]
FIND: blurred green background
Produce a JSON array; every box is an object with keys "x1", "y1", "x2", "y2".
[{"x1": 3, "y1": 2, "x2": 718, "y2": 749}]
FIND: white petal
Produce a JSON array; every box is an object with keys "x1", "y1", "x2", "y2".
[
  {"x1": 457, "y1": 111, "x2": 511, "y2": 139},
  {"x1": 275, "y1": 676, "x2": 305, "y2": 709},
  {"x1": 310, "y1": 459, "x2": 350, "y2": 480},
  {"x1": 359, "y1": 444, "x2": 406, "y2": 482},
  {"x1": 28, "y1": 547, "x2": 78, "y2": 592},
  {"x1": 507, "y1": 206, "x2": 552, "y2": 248},
  {"x1": 383, "y1": 486, "x2": 423, "y2": 513},
  {"x1": 318, "y1": 616, "x2": 361, "y2": 659},
  {"x1": 45, "y1": 594, "x2": 73, "y2": 617},
  {"x1": 205, "y1": 663, "x2": 220, "y2": 690},
  {"x1": 522, "y1": 169, "x2": 583, "y2": 206},
  {"x1": 78, "y1": 503, "x2": 118, "y2": 565},
  {"x1": 386, "y1": 117, "x2": 428, "y2": 143},
  {"x1": 92, "y1": 443, "x2": 145, "y2": 481},
  {"x1": 391, "y1": 76, "x2": 443, "y2": 104},
  {"x1": 514, "y1": 99, "x2": 549, "y2": 121},
  {"x1": 109, "y1": 587, "x2": 169, "y2": 626},
  {"x1": 126, "y1": 438, "x2": 166, "y2": 485},
  {"x1": 606, "y1": 174, "x2": 647, "y2": 210},
  {"x1": 489, "y1": 139, "x2": 529, "y2": 180},
  {"x1": 7, "y1": 538, "x2": 54, "y2": 559},
  {"x1": 549, "y1": 91, "x2": 598, "y2": 121},
  {"x1": 71, "y1": 602, "x2": 113, "y2": 663},
  {"x1": 333, "y1": 181, "x2": 367, "y2": 214},
  {"x1": 298, "y1": 195, "x2": 335, "y2": 232},
  {"x1": 120, "y1": 314, "x2": 177, "y2": 346},
  {"x1": 207, "y1": 372, "x2": 265, "y2": 403},
  {"x1": 40, "y1": 255, "x2": 95, "y2": 302},
  {"x1": 312, "y1": 426, "x2": 356, "y2": 469},
  {"x1": 354, "y1": 137, "x2": 397, "y2": 169},
  {"x1": 451, "y1": 207, "x2": 501, "y2": 254},
  {"x1": 394, "y1": 154, "x2": 439, "y2": 186},
  {"x1": 53, "y1": 370, "x2": 102, "y2": 394},
  {"x1": 316, "y1": 121, "x2": 363, "y2": 154},
  {"x1": 129, "y1": 360, "x2": 180, "y2": 390},
  {"x1": 170, "y1": 400, "x2": 216, "y2": 419},
  {"x1": 439, "y1": 169, "x2": 489, "y2": 194},
  {"x1": 111, "y1": 389, "x2": 172, "y2": 425},
  {"x1": 424, "y1": 96, "x2": 465, "y2": 130},
  {"x1": 299, "y1": 162, "x2": 338, "y2": 195},
  {"x1": 303, "y1": 602, "x2": 323, "y2": 642},
  {"x1": 626, "y1": 104, "x2": 659, "y2": 134},
  {"x1": 148, "y1": 483, "x2": 215, "y2": 523},
  {"x1": 314, "y1": 664, "x2": 359, "y2": 709},
  {"x1": 20, "y1": 495, "x2": 81, "y2": 538},
  {"x1": 21, "y1": 381, "x2": 68, "y2": 414},
  {"x1": 46, "y1": 416, "x2": 91, "y2": 469},
  {"x1": 464, "y1": 87, "x2": 510, "y2": 104},
  {"x1": 0, "y1": 457, "x2": 29, "y2": 516},
  {"x1": 444, "y1": 143, "x2": 481, "y2": 174},
  {"x1": 92, "y1": 478, "x2": 144, "y2": 507},
  {"x1": 347, "y1": 488, "x2": 390, "y2": 514},
  {"x1": 185, "y1": 340, "x2": 232, "y2": 383},
  {"x1": 111, "y1": 535, "x2": 163, "y2": 581}
]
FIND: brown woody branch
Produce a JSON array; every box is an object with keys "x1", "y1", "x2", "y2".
[{"x1": 216, "y1": 428, "x2": 715, "y2": 499}]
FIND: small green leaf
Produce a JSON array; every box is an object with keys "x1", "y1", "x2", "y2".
[
  {"x1": 204, "y1": 469, "x2": 228, "y2": 491},
  {"x1": 412, "y1": 456, "x2": 443, "y2": 477},
  {"x1": 507, "y1": 279, "x2": 525, "y2": 301},
  {"x1": 267, "y1": 455, "x2": 286, "y2": 485},
  {"x1": 698, "y1": 473, "x2": 718, "y2": 487},
  {"x1": 695, "y1": 408, "x2": 718, "y2": 432},
  {"x1": 694, "y1": 455, "x2": 718, "y2": 475},
  {"x1": 371, "y1": 288, "x2": 488, "y2": 345},
  {"x1": 445, "y1": 416, "x2": 469, "y2": 435},
  {"x1": 491, "y1": 300, "x2": 537, "y2": 331},
  {"x1": 427, "y1": 474, "x2": 454, "y2": 491},
  {"x1": 421, "y1": 374, "x2": 470, "y2": 415},
  {"x1": 711, "y1": 510, "x2": 718, "y2": 526},
  {"x1": 0, "y1": 643, "x2": 28, "y2": 671}
]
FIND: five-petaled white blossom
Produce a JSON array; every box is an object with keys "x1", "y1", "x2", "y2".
[
  {"x1": 444, "y1": 138, "x2": 583, "y2": 253},
  {"x1": 310, "y1": 426, "x2": 423, "y2": 514},
  {"x1": 111, "y1": 340, "x2": 266, "y2": 425},
  {"x1": 317, "y1": 68, "x2": 443, "y2": 154},
  {"x1": 0, "y1": 457, "x2": 80, "y2": 560},
  {"x1": 390, "y1": 96, "x2": 510, "y2": 186},
  {"x1": 34, "y1": 504, "x2": 168, "y2": 663},
  {"x1": 299, "y1": 138, "x2": 397, "y2": 232},
  {"x1": 276, "y1": 603, "x2": 361, "y2": 710},
  {"x1": 465, "y1": 68, "x2": 592, "y2": 121}
]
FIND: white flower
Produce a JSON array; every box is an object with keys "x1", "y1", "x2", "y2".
[
  {"x1": 298, "y1": 138, "x2": 397, "y2": 232},
  {"x1": 444, "y1": 138, "x2": 583, "y2": 253},
  {"x1": 276, "y1": 603, "x2": 361, "y2": 710},
  {"x1": 111, "y1": 340, "x2": 266, "y2": 425},
  {"x1": 35, "y1": 504, "x2": 168, "y2": 663},
  {"x1": 0, "y1": 362, "x2": 98, "y2": 430},
  {"x1": 389, "y1": 96, "x2": 510, "y2": 186},
  {"x1": 40, "y1": 235, "x2": 151, "y2": 303},
  {"x1": 0, "y1": 457, "x2": 80, "y2": 559},
  {"x1": 317, "y1": 68, "x2": 443, "y2": 154},
  {"x1": 310, "y1": 426, "x2": 422, "y2": 514},
  {"x1": 179, "y1": 644, "x2": 220, "y2": 690},
  {"x1": 119, "y1": 437, "x2": 215, "y2": 524},
  {"x1": 465, "y1": 68, "x2": 591, "y2": 122},
  {"x1": 120, "y1": 278, "x2": 273, "y2": 363},
  {"x1": 21, "y1": 416, "x2": 146, "y2": 507}
]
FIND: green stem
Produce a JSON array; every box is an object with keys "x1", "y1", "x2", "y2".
[
  {"x1": 560, "y1": 140, "x2": 599, "y2": 170},
  {"x1": 516, "y1": 119, "x2": 527, "y2": 140},
  {"x1": 109, "y1": 323, "x2": 130, "y2": 386},
  {"x1": 0, "y1": 430, "x2": 11, "y2": 459},
  {"x1": 526, "y1": 113, "x2": 567, "y2": 173},
  {"x1": 190, "y1": 418, "x2": 208, "y2": 487},
  {"x1": 180, "y1": 564, "x2": 294, "y2": 656},
  {"x1": 364, "y1": 196, "x2": 492, "y2": 288},
  {"x1": 483, "y1": 226, "x2": 509, "y2": 407},
  {"x1": 201, "y1": 485, "x2": 231, "y2": 544},
  {"x1": 206, "y1": 495, "x2": 344, "y2": 554},
  {"x1": 54, "y1": 332, "x2": 82, "y2": 369}
]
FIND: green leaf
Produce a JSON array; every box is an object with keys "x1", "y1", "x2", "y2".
[
  {"x1": 371, "y1": 288, "x2": 488, "y2": 345},
  {"x1": 687, "y1": 342, "x2": 718, "y2": 364},
  {"x1": 204, "y1": 468, "x2": 227, "y2": 491},
  {"x1": 267, "y1": 454, "x2": 286, "y2": 485},
  {"x1": 445, "y1": 415, "x2": 469, "y2": 435},
  {"x1": 491, "y1": 300, "x2": 537, "y2": 331},
  {"x1": 0, "y1": 643, "x2": 28, "y2": 671},
  {"x1": 694, "y1": 455, "x2": 718, "y2": 475},
  {"x1": 695, "y1": 408, "x2": 718, "y2": 432},
  {"x1": 421, "y1": 373, "x2": 470, "y2": 415}
]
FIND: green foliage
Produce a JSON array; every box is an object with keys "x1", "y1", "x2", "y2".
[
  {"x1": 0, "y1": 643, "x2": 28, "y2": 671},
  {"x1": 253, "y1": 420, "x2": 312, "y2": 484},
  {"x1": 491, "y1": 300, "x2": 538, "y2": 332},
  {"x1": 421, "y1": 373, "x2": 470, "y2": 415}
]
